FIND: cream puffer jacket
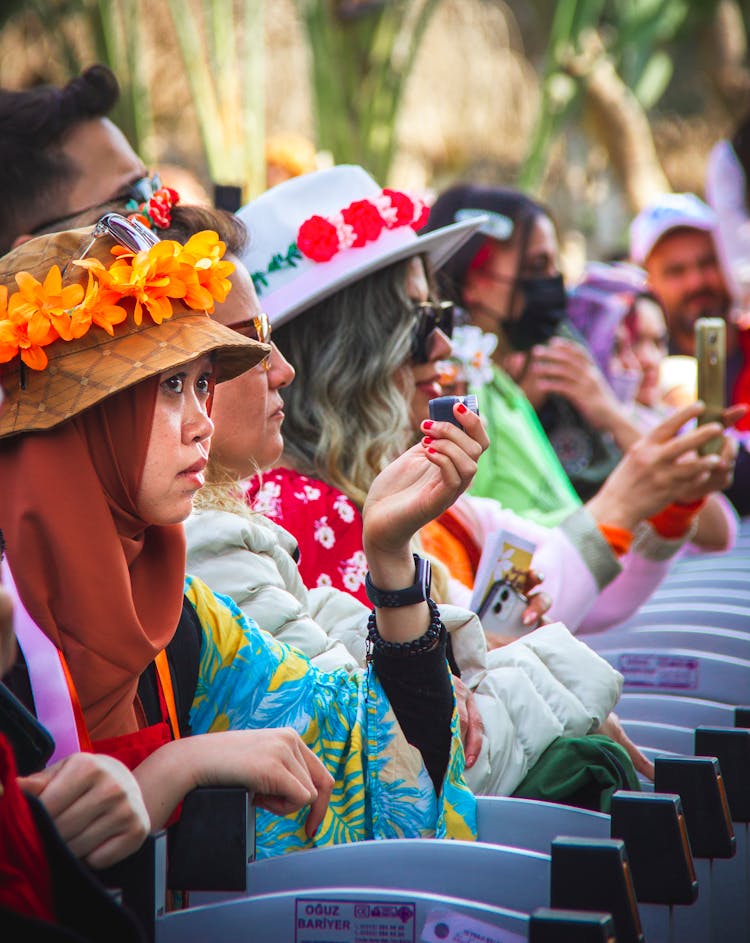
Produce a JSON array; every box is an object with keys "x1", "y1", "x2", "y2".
[{"x1": 185, "y1": 507, "x2": 623, "y2": 796}]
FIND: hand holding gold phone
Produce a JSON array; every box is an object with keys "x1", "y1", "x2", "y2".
[{"x1": 695, "y1": 318, "x2": 725, "y2": 456}]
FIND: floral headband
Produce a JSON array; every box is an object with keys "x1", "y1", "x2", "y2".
[
  {"x1": 251, "y1": 188, "x2": 430, "y2": 295},
  {"x1": 125, "y1": 186, "x2": 180, "y2": 230},
  {"x1": 0, "y1": 230, "x2": 233, "y2": 372}
]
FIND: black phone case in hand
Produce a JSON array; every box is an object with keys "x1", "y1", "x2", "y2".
[{"x1": 0, "y1": 681, "x2": 55, "y2": 775}]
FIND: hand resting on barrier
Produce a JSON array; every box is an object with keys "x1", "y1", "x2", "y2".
[{"x1": 133, "y1": 726, "x2": 334, "y2": 839}]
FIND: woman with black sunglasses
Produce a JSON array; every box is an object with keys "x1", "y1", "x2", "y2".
[{"x1": 178, "y1": 167, "x2": 646, "y2": 801}]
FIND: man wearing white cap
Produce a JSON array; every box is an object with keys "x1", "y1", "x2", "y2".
[{"x1": 629, "y1": 193, "x2": 732, "y2": 359}]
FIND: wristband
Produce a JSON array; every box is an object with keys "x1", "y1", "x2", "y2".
[
  {"x1": 598, "y1": 523, "x2": 634, "y2": 557},
  {"x1": 649, "y1": 498, "x2": 706, "y2": 539},
  {"x1": 365, "y1": 553, "x2": 432, "y2": 608}
]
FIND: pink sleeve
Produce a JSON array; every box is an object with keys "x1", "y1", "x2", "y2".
[{"x1": 248, "y1": 468, "x2": 370, "y2": 607}]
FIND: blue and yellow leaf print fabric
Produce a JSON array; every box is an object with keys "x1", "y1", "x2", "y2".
[{"x1": 185, "y1": 576, "x2": 477, "y2": 858}]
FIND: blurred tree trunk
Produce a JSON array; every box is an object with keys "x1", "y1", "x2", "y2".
[
  {"x1": 707, "y1": 0, "x2": 750, "y2": 118},
  {"x1": 563, "y1": 33, "x2": 670, "y2": 212},
  {"x1": 295, "y1": 0, "x2": 442, "y2": 182}
]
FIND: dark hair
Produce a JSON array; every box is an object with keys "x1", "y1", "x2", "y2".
[
  {"x1": 160, "y1": 205, "x2": 248, "y2": 257},
  {"x1": 0, "y1": 65, "x2": 120, "y2": 254},
  {"x1": 423, "y1": 184, "x2": 549, "y2": 302}
]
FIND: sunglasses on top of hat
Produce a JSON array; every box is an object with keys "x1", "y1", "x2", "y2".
[
  {"x1": 62, "y1": 212, "x2": 159, "y2": 278},
  {"x1": 30, "y1": 173, "x2": 163, "y2": 236},
  {"x1": 411, "y1": 300, "x2": 457, "y2": 363}
]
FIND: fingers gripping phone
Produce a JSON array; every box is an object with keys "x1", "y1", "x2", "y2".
[
  {"x1": 428, "y1": 394, "x2": 479, "y2": 428},
  {"x1": 695, "y1": 318, "x2": 725, "y2": 456}
]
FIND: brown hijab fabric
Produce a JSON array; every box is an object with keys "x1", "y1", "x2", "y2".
[{"x1": 0, "y1": 378, "x2": 187, "y2": 739}]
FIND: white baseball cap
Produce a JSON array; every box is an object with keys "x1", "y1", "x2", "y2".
[{"x1": 629, "y1": 193, "x2": 717, "y2": 266}]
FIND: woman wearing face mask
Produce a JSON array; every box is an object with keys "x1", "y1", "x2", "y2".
[
  {"x1": 424, "y1": 185, "x2": 637, "y2": 507},
  {"x1": 0, "y1": 218, "x2": 480, "y2": 861},
  {"x1": 567, "y1": 263, "x2": 739, "y2": 553},
  {"x1": 204, "y1": 165, "x2": 749, "y2": 798}
]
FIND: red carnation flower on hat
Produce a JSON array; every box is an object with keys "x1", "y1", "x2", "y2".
[
  {"x1": 341, "y1": 200, "x2": 385, "y2": 247},
  {"x1": 297, "y1": 215, "x2": 341, "y2": 262},
  {"x1": 382, "y1": 189, "x2": 415, "y2": 228}
]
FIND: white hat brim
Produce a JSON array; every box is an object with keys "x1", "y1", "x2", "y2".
[{"x1": 257, "y1": 216, "x2": 486, "y2": 328}]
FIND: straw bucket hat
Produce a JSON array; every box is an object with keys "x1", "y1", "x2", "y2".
[
  {"x1": 236, "y1": 164, "x2": 487, "y2": 328},
  {"x1": 0, "y1": 225, "x2": 269, "y2": 438}
]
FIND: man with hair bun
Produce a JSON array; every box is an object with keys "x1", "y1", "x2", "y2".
[{"x1": 0, "y1": 64, "x2": 147, "y2": 254}]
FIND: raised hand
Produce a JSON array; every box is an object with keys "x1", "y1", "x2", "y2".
[
  {"x1": 362, "y1": 402, "x2": 488, "y2": 557},
  {"x1": 587, "y1": 402, "x2": 734, "y2": 530}
]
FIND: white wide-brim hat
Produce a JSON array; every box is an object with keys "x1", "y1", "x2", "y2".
[{"x1": 236, "y1": 165, "x2": 487, "y2": 328}]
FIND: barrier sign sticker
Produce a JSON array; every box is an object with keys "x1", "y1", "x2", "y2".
[
  {"x1": 618, "y1": 654, "x2": 699, "y2": 690},
  {"x1": 420, "y1": 909, "x2": 525, "y2": 943},
  {"x1": 295, "y1": 898, "x2": 415, "y2": 943}
]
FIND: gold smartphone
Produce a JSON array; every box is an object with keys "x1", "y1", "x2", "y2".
[{"x1": 695, "y1": 318, "x2": 726, "y2": 455}]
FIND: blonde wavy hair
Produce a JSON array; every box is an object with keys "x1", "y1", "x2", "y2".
[
  {"x1": 273, "y1": 256, "x2": 420, "y2": 507},
  {"x1": 273, "y1": 254, "x2": 452, "y2": 602}
]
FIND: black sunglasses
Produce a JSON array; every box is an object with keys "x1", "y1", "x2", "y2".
[
  {"x1": 411, "y1": 300, "x2": 456, "y2": 363},
  {"x1": 30, "y1": 174, "x2": 163, "y2": 236}
]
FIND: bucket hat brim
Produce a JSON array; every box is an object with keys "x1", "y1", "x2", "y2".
[{"x1": 0, "y1": 228, "x2": 269, "y2": 438}]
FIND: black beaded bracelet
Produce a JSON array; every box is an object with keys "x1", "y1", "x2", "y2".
[{"x1": 366, "y1": 598, "x2": 444, "y2": 662}]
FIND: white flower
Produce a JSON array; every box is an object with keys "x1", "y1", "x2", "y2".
[
  {"x1": 304, "y1": 485, "x2": 321, "y2": 501},
  {"x1": 333, "y1": 494, "x2": 355, "y2": 523},
  {"x1": 449, "y1": 325, "x2": 498, "y2": 388},
  {"x1": 316, "y1": 573, "x2": 333, "y2": 587},
  {"x1": 314, "y1": 516, "x2": 335, "y2": 549},
  {"x1": 252, "y1": 480, "x2": 281, "y2": 516},
  {"x1": 343, "y1": 569, "x2": 365, "y2": 591}
]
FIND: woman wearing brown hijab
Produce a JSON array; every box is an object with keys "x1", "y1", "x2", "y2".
[{"x1": 0, "y1": 216, "x2": 482, "y2": 859}]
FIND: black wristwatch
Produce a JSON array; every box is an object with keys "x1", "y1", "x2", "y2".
[{"x1": 365, "y1": 553, "x2": 432, "y2": 608}]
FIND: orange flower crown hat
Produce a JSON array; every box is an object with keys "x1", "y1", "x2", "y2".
[{"x1": 0, "y1": 226, "x2": 269, "y2": 438}]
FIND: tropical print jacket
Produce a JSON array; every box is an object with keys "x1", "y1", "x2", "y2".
[{"x1": 185, "y1": 576, "x2": 477, "y2": 858}]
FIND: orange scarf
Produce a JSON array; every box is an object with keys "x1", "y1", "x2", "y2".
[{"x1": 0, "y1": 379, "x2": 186, "y2": 739}]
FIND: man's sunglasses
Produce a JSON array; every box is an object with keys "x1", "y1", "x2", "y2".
[
  {"x1": 30, "y1": 174, "x2": 163, "y2": 236},
  {"x1": 411, "y1": 300, "x2": 456, "y2": 363}
]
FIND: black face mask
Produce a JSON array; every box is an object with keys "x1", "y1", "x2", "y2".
[{"x1": 502, "y1": 274, "x2": 567, "y2": 351}]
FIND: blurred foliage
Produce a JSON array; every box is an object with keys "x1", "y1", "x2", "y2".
[
  {"x1": 518, "y1": 0, "x2": 723, "y2": 195},
  {"x1": 295, "y1": 0, "x2": 442, "y2": 181},
  {"x1": 165, "y1": 0, "x2": 265, "y2": 196}
]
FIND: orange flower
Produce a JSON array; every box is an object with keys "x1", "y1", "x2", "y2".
[
  {"x1": 0, "y1": 292, "x2": 59, "y2": 369},
  {"x1": 76, "y1": 241, "x2": 188, "y2": 326},
  {"x1": 12, "y1": 266, "x2": 85, "y2": 341},
  {"x1": 71, "y1": 273, "x2": 129, "y2": 336},
  {"x1": 179, "y1": 231, "x2": 235, "y2": 311}
]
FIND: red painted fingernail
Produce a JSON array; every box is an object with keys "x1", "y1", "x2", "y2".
[
  {"x1": 423, "y1": 420, "x2": 434, "y2": 429},
  {"x1": 427, "y1": 447, "x2": 437, "y2": 454},
  {"x1": 457, "y1": 402, "x2": 468, "y2": 414},
  {"x1": 423, "y1": 435, "x2": 433, "y2": 444}
]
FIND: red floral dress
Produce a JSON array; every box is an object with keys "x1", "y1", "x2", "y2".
[{"x1": 245, "y1": 468, "x2": 369, "y2": 607}]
